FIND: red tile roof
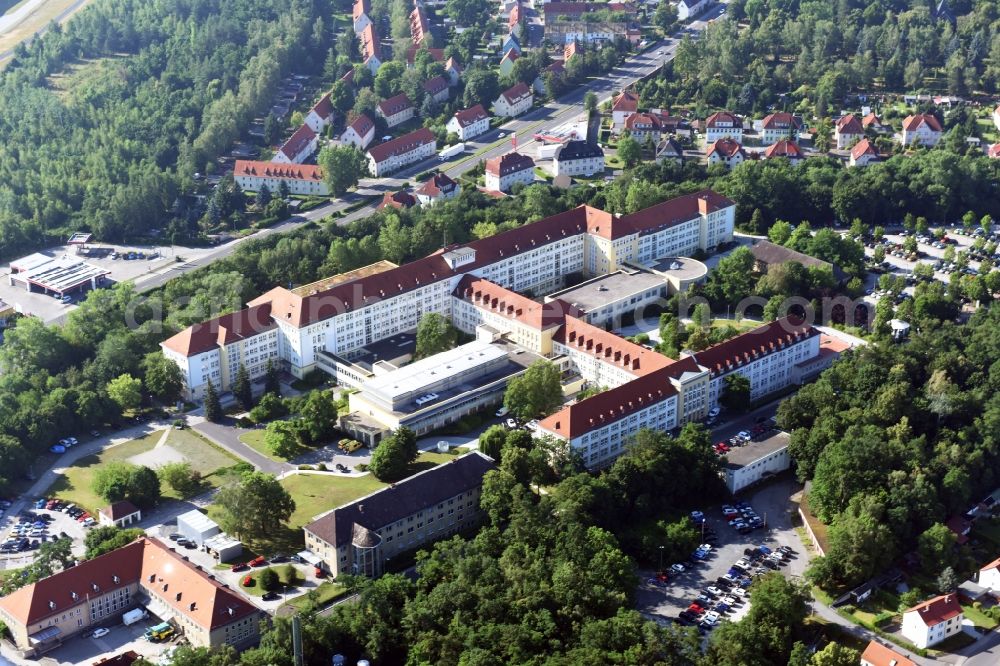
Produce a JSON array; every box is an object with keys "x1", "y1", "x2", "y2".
[
  {"x1": 612, "y1": 90, "x2": 639, "y2": 113},
  {"x1": 452, "y1": 104, "x2": 488, "y2": 128},
  {"x1": 423, "y1": 76, "x2": 449, "y2": 96},
  {"x1": 445, "y1": 56, "x2": 463, "y2": 74},
  {"x1": 310, "y1": 92, "x2": 334, "y2": 121},
  {"x1": 352, "y1": 0, "x2": 370, "y2": 21},
  {"x1": 406, "y1": 45, "x2": 445, "y2": 65},
  {"x1": 980, "y1": 555, "x2": 1000, "y2": 573},
  {"x1": 862, "y1": 112, "x2": 883, "y2": 128},
  {"x1": 509, "y1": 2, "x2": 521, "y2": 25},
  {"x1": 453, "y1": 276, "x2": 579, "y2": 329},
  {"x1": 277, "y1": 124, "x2": 316, "y2": 160},
  {"x1": 501, "y1": 49, "x2": 520, "y2": 64},
  {"x1": 761, "y1": 111, "x2": 801, "y2": 130},
  {"x1": 162, "y1": 303, "x2": 275, "y2": 357},
  {"x1": 988, "y1": 143, "x2": 1000, "y2": 159},
  {"x1": 902, "y1": 113, "x2": 942, "y2": 132},
  {"x1": 235, "y1": 160, "x2": 324, "y2": 183},
  {"x1": 851, "y1": 138, "x2": 878, "y2": 160},
  {"x1": 346, "y1": 113, "x2": 374, "y2": 139},
  {"x1": 860, "y1": 641, "x2": 916, "y2": 666},
  {"x1": 693, "y1": 317, "x2": 817, "y2": 377},
  {"x1": 367, "y1": 127, "x2": 435, "y2": 164},
  {"x1": 705, "y1": 111, "x2": 741, "y2": 128},
  {"x1": 946, "y1": 514, "x2": 971, "y2": 544},
  {"x1": 410, "y1": 5, "x2": 429, "y2": 43},
  {"x1": 564, "y1": 40, "x2": 581, "y2": 61},
  {"x1": 836, "y1": 114, "x2": 863, "y2": 135},
  {"x1": 763, "y1": 139, "x2": 803, "y2": 159},
  {"x1": 100, "y1": 501, "x2": 140, "y2": 521},
  {"x1": 417, "y1": 172, "x2": 459, "y2": 197},
  {"x1": 706, "y1": 137, "x2": 745, "y2": 159},
  {"x1": 617, "y1": 189, "x2": 733, "y2": 240},
  {"x1": 555, "y1": 316, "x2": 673, "y2": 376},
  {"x1": 378, "y1": 190, "x2": 417, "y2": 210},
  {"x1": 485, "y1": 151, "x2": 535, "y2": 177},
  {"x1": 500, "y1": 81, "x2": 532, "y2": 105},
  {"x1": 361, "y1": 24, "x2": 381, "y2": 61},
  {"x1": 378, "y1": 93, "x2": 414, "y2": 117},
  {"x1": 905, "y1": 594, "x2": 962, "y2": 627}
]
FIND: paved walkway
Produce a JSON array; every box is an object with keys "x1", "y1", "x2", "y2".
[{"x1": 191, "y1": 416, "x2": 291, "y2": 476}]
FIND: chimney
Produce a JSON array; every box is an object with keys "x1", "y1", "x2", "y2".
[{"x1": 698, "y1": 195, "x2": 710, "y2": 215}]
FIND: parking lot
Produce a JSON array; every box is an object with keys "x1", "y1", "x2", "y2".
[
  {"x1": 635, "y1": 477, "x2": 808, "y2": 629},
  {"x1": 0, "y1": 501, "x2": 89, "y2": 567},
  {"x1": 39, "y1": 611, "x2": 178, "y2": 666}
]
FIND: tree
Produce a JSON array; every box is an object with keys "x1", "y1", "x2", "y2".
[
  {"x1": 158, "y1": 462, "x2": 202, "y2": 498},
  {"x1": 918, "y1": 522, "x2": 957, "y2": 573},
  {"x1": 233, "y1": 363, "x2": 253, "y2": 411},
  {"x1": 143, "y1": 352, "x2": 184, "y2": 404},
  {"x1": 810, "y1": 642, "x2": 859, "y2": 666},
  {"x1": 478, "y1": 425, "x2": 507, "y2": 461},
  {"x1": 259, "y1": 567, "x2": 280, "y2": 591},
  {"x1": 264, "y1": 360, "x2": 281, "y2": 396},
  {"x1": 446, "y1": 0, "x2": 492, "y2": 28},
  {"x1": 617, "y1": 135, "x2": 642, "y2": 167},
  {"x1": 653, "y1": 1, "x2": 678, "y2": 31},
  {"x1": 215, "y1": 472, "x2": 295, "y2": 543},
  {"x1": 255, "y1": 184, "x2": 272, "y2": 209},
  {"x1": 769, "y1": 220, "x2": 793, "y2": 245},
  {"x1": 299, "y1": 390, "x2": 339, "y2": 444},
  {"x1": 107, "y1": 373, "x2": 142, "y2": 411},
  {"x1": 463, "y1": 68, "x2": 500, "y2": 108},
  {"x1": 378, "y1": 215, "x2": 411, "y2": 264},
  {"x1": 318, "y1": 145, "x2": 367, "y2": 196},
  {"x1": 92, "y1": 461, "x2": 161, "y2": 507},
  {"x1": 584, "y1": 91, "x2": 598, "y2": 113},
  {"x1": 204, "y1": 381, "x2": 222, "y2": 422},
  {"x1": 85, "y1": 525, "x2": 145, "y2": 559},
  {"x1": 414, "y1": 312, "x2": 458, "y2": 359},
  {"x1": 720, "y1": 374, "x2": 751, "y2": 412},
  {"x1": 264, "y1": 421, "x2": 301, "y2": 459},
  {"x1": 503, "y1": 360, "x2": 563, "y2": 421},
  {"x1": 249, "y1": 392, "x2": 288, "y2": 423},
  {"x1": 368, "y1": 429, "x2": 417, "y2": 481}
]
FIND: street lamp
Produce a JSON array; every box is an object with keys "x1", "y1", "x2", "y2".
[{"x1": 658, "y1": 545, "x2": 664, "y2": 573}]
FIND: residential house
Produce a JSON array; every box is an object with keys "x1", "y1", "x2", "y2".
[
  {"x1": 98, "y1": 501, "x2": 141, "y2": 528},
  {"x1": 563, "y1": 40, "x2": 581, "y2": 61},
  {"x1": 485, "y1": 152, "x2": 536, "y2": 192},
  {"x1": 378, "y1": 190, "x2": 417, "y2": 211},
  {"x1": 341, "y1": 114, "x2": 375, "y2": 150},
  {"x1": 860, "y1": 640, "x2": 916, "y2": 666},
  {"x1": 273, "y1": 125, "x2": 318, "y2": 164},
  {"x1": 834, "y1": 114, "x2": 864, "y2": 149},
  {"x1": 543, "y1": 4, "x2": 636, "y2": 45},
  {"x1": 763, "y1": 139, "x2": 804, "y2": 165},
  {"x1": 416, "y1": 172, "x2": 461, "y2": 206},
  {"x1": 706, "y1": 138, "x2": 745, "y2": 169},
  {"x1": 978, "y1": 555, "x2": 1000, "y2": 591},
  {"x1": 655, "y1": 137, "x2": 683, "y2": 164},
  {"x1": 677, "y1": 0, "x2": 708, "y2": 20},
  {"x1": 988, "y1": 143, "x2": 1000, "y2": 159},
  {"x1": 759, "y1": 112, "x2": 801, "y2": 144},
  {"x1": 704, "y1": 111, "x2": 743, "y2": 144},
  {"x1": 360, "y1": 24, "x2": 382, "y2": 74},
  {"x1": 444, "y1": 57, "x2": 463, "y2": 86},
  {"x1": 499, "y1": 49, "x2": 520, "y2": 78},
  {"x1": 624, "y1": 112, "x2": 668, "y2": 144},
  {"x1": 509, "y1": 1, "x2": 523, "y2": 37},
  {"x1": 501, "y1": 33, "x2": 521, "y2": 56},
  {"x1": 748, "y1": 239, "x2": 847, "y2": 284},
  {"x1": 410, "y1": 4, "x2": 429, "y2": 45},
  {"x1": 862, "y1": 112, "x2": 888, "y2": 133},
  {"x1": 305, "y1": 93, "x2": 335, "y2": 134},
  {"x1": 901, "y1": 114, "x2": 942, "y2": 147},
  {"x1": 612, "y1": 90, "x2": 639, "y2": 130},
  {"x1": 849, "y1": 138, "x2": 879, "y2": 167},
  {"x1": 234, "y1": 161, "x2": 330, "y2": 197},
  {"x1": 377, "y1": 93, "x2": 415, "y2": 128},
  {"x1": 366, "y1": 127, "x2": 437, "y2": 177},
  {"x1": 423, "y1": 76, "x2": 450, "y2": 105},
  {"x1": 533, "y1": 61, "x2": 565, "y2": 95},
  {"x1": 405, "y1": 45, "x2": 446, "y2": 67},
  {"x1": 493, "y1": 82, "x2": 533, "y2": 118},
  {"x1": 554, "y1": 140, "x2": 605, "y2": 177},
  {"x1": 303, "y1": 452, "x2": 497, "y2": 578},
  {"x1": 352, "y1": 0, "x2": 371, "y2": 35},
  {"x1": 447, "y1": 105, "x2": 490, "y2": 141},
  {"x1": 0, "y1": 538, "x2": 263, "y2": 656},
  {"x1": 901, "y1": 594, "x2": 963, "y2": 648},
  {"x1": 946, "y1": 514, "x2": 972, "y2": 545}
]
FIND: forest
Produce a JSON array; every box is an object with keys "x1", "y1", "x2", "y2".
[{"x1": 0, "y1": 0, "x2": 330, "y2": 257}]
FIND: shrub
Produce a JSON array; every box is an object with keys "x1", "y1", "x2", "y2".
[
  {"x1": 297, "y1": 464, "x2": 314, "y2": 470},
  {"x1": 236, "y1": 416, "x2": 254, "y2": 428},
  {"x1": 316, "y1": 463, "x2": 327, "y2": 471},
  {"x1": 874, "y1": 611, "x2": 893, "y2": 627},
  {"x1": 172, "y1": 419, "x2": 186, "y2": 429},
  {"x1": 259, "y1": 567, "x2": 279, "y2": 591},
  {"x1": 280, "y1": 563, "x2": 302, "y2": 586}
]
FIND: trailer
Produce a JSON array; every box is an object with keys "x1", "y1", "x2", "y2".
[
  {"x1": 438, "y1": 143, "x2": 466, "y2": 160},
  {"x1": 123, "y1": 608, "x2": 148, "y2": 626}
]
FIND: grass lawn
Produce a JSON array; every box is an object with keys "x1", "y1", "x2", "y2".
[
  {"x1": 240, "y1": 428, "x2": 315, "y2": 463},
  {"x1": 929, "y1": 632, "x2": 977, "y2": 654},
  {"x1": 962, "y1": 603, "x2": 999, "y2": 630},
  {"x1": 279, "y1": 473, "x2": 387, "y2": 528},
  {"x1": 47, "y1": 428, "x2": 239, "y2": 513},
  {"x1": 284, "y1": 581, "x2": 347, "y2": 611},
  {"x1": 239, "y1": 563, "x2": 303, "y2": 597}
]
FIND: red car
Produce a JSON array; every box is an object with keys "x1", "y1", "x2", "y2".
[
  {"x1": 314, "y1": 567, "x2": 326, "y2": 578},
  {"x1": 687, "y1": 603, "x2": 704, "y2": 614},
  {"x1": 77, "y1": 512, "x2": 90, "y2": 522},
  {"x1": 242, "y1": 575, "x2": 253, "y2": 587},
  {"x1": 249, "y1": 556, "x2": 267, "y2": 567},
  {"x1": 231, "y1": 563, "x2": 249, "y2": 572}
]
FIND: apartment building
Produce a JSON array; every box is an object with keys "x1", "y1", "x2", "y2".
[
  {"x1": 304, "y1": 452, "x2": 496, "y2": 577},
  {"x1": 305, "y1": 93, "x2": 335, "y2": 134},
  {"x1": 163, "y1": 191, "x2": 735, "y2": 396},
  {"x1": 377, "y1": 93, "x2": 415, "y2": 128},
  {"x1": 834, "y1": 114, "x2": 864, "y2": 149},
  {"x1": 901, "y1": 594, "x2": 963, "y2": 648},
  {"x1": 366, "y1": 127, "x2": 436, "y2": 177},
  {"x1": 352, "y1": 0, "x2": 371, "y2": 34},
  {"x1": 341, "y1": 114, "x2": 375, "y2": 150},
  {"x1": 360, "y1": 24, "x2": 382, "y2": 74},
  {"x1": 273, "y1": 124, "x2": 318, "y2": 164},
  {"x1": 416, "y1": 172, "x2": 461, "y2": 206},
  {"x1": 704, "y1": 111, "x2": 743, "y2": 144},
  {"x1": 706, "y1": 138, "x2": 745, "y2": 169},
  {"x1": 234, "y1": 161, "x2": 329, "y2": 196},
  {"x1": 493, "y1": 82, "x2": 533, "y2": 117},
  {"x1": 0, "y1": 539, "x2": 262, "y2": 657},
  {"x1": 554, "y1": 140, "x2": 605, "y2": 176},
  {"x1": 759, "y1": 112, "x2": 801, "y2": 144},
  {"x1": 762, "y1": 139, "x2": 804, "y2": 165},
  {"x1": 902, "y1": 114, "x2": 942, "y2": 147},
  {"x1": 423, "y1": 76, "x2": 450, "y2": 104},
  {"x1": 484, "y1": 151, "x2": 535, "y2": 192},
  {"x1": 447, "y1": 104, "x2": 490, "y2": 141}
]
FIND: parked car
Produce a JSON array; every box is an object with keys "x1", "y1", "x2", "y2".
[
  {"x1": 262, "y1": 591, "x2": 281, "y2": 601},
  {"x1": 242, "y1": 575, "x2": 253, "y2": 586},
  {"x1": 249, "y1": 555, "x2": 267, "y2": 567},
  {"x1": 92, "y1": 628, "x2": 110, "y2": 639},
  {"x1": 231, "y1": 563, "x2": 249, "y2": 572},
  {"x1": 670, "y1": 563, "x2": 685, "y2": 574}
]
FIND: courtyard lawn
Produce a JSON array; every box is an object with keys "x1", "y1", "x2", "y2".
[
  {"x1": 239, "y1": 563, "x2": 304, "y2": 597},
  {"x1": 280, "y1": 473, "x2": 387, "y2": 528},
  {"x1": 239, "y1": 428, "x2": 312, "y2": 463},
  {"x1": 47, "y1": 428, "x2": 239, "y2": 513}
]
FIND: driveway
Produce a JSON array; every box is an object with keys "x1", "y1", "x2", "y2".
[{"x1": 192, "y1": 417, "x2": 291, "y2": 476}]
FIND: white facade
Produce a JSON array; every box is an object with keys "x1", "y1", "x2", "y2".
[
  {"x1": 272, "y1": 130, "x2": 318, "y2": 165},
  {"x1": 979, "y1": 562, "x2": 1000, "y2": 591},
  {"x1": 367, "y1": 136, "x2": 437, "y2": 177},
  {"x1": 446, "y1": 113, "x2": 489, "y2": 141},
  {"x1": 677, "y1": 0, "x2": 708, "y2": 20},
  {"x1": 706, "y1": 145, "x2": 744, "y2": 169},
  {"x1": 902, "y1": 121, "x2": 942, "y2": 147},
  {"x1": 341, "y1": 120, "x2": 375, "y2": 150},
  {"x1": 901, "y1": 600, "x2": 963, "y2": 649},
  {"x1": 493, "y1": 88, "x2": 533, "y2": 117},
  {"x1": 724, "y1": 441, "x2": 790, "y2": 493},
  {"x1": 378, "y1": 102, "x2": 414, "y2": 128},
  {"x1": 704, "y1": 115, "x2": 743, "y2": 144},
  {"x1": 705, "y1": 333, "x2": 821, "y2": 406},
  {"x1": 485, "y1": 163, "x2": 534, "y2": 192},
  {"x1": 234, "y1": 166, "x2": 330, "y2": 196},
  {"x1": 554, "y1": 149, "x2": 604, "y2": 176},
  {"x1": 566, "y1": 394, "x2": 679, "y2": 469}
]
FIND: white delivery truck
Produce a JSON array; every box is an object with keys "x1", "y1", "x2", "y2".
[
  {"x1": 537, "y1": 144, "x2": 559, "y2": 160},
  {"x1": 439, "y1": 143, "x2": 465, "y2": 160},
  {"x1": 123, "y1": 608, "x2": 148, "y2": 626}
]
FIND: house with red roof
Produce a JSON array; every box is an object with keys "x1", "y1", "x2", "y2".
[
  {"x1": 612, "y1": 90, "x2": 639, "y2": 129},
  {"x1": 493, "y1": 82, "x2": 533, "y2": 118},
  {"x1": 352, "y1": 0, "x2": 371, "y2": 35},
  {"x1": 377, "y1": 93, "x2": 415, "y2": 128},
  {"x1": 98, "y1": 501, "x2": 141, "y2": 528},
  {"x1": 901, "y1": 594, "x2": 963, "y2": 648},
  {"x1": 533, "y1": 60, "x2": 565, "y2": 95},
  {"x1": 273, "y1": 124, "x2": 318, "y2": 164},
  {"x1": 499, "y1": 49, "x2": 520, "y2": 78},
  {"x1": 360, "y1": 23, "x2": 382, "y2": 74},
  {"x1": 423, "y1": 76, "x2": 450, "y2": 104},
  {"x1": 485, "y1": 152, "x2": 535, "y2": 192},
  {"x1": 366, "y1": 127, "x2": 436, "y2": 177},
  {"x1": 447, "y1": 104, "x2": 490, "y2": 140},
  {"x1": 987, "y1": 143, "x2": 1000, "y2": 159},
  {"x1": 862, "y1": 112, "x2": 888, "y2": 132},
  {"x1": 410, "y1": 4, "x2": 429, "y2": 45},
  {"x1": 763, "y1": 139, "x2": 804, "y2": 165},
  {"x1": 444, "y1": 56, "x2": 463, "y2": 86},
  {"x1": 978, "y1": 555, "x2": 1000, "y2": 592},
  {"x1": 509, "y1": 1, "x2": 523, "y2": 37},
  {"x1": 849, "y1": 138, "x2": 879, "y2": 167},
  {"x1": 341, "y1": 113, "x2": 375, "y2": 150},
  {"x1": 706, "y1": 138, "x2": 745, "y2": 169},
  {"x1": 860, "y1": 640, "x2": 916, "y2": 666},
  {"x1": 704, "y1": 111, "x2": 743, "y2": 144},
  {"x1": 901, "y1": 114, "x2": 942, "y2": 147},
  {"x1": 759, "y1": 112, "x2": 802, "y2": 144},
  {"x1": 378, "y1": 190, "x2": 417, "y2": 211},
  {"x1": 834, "y1": 114, "x2": 864, "y2": 149},
  {"x1": 305, "y1": 92, "x2": 335, "y2": 134},
  {"x1": 416, "y1": 172, "x2": 461, "y2": 206},
  {"x1": 405, "y1": 44, "x2": 445, "y2": 67},
  {"x1": 234, "y1": 160, "x2": 329, "y2": 196}
]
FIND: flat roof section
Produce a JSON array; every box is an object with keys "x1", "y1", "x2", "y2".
[
  {"x1": 351, "y1": 332, "x2": 416, "y2": 372},
  {"x1": 724, "y1": 431, "x2": 790, "y2": 469},
  {"x1": 363, "y1": 340, "x2": 508, "y2": 403},
  {"x1": 645, "y1": 256, "x2": 708, "y2": 282},
  {"x1": 12, "y1": 255, "x2": 111, "y2": 294},
  {"x1": 291, "y1": 260, "x2": 399, "y2": 296},
  {"x1": 547, "y1": 270, "x2": 666, "y2": 313}
]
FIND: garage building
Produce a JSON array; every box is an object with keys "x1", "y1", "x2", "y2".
[{"x1": 176, "y1": 509, "x2": 220, "y2": 546}]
